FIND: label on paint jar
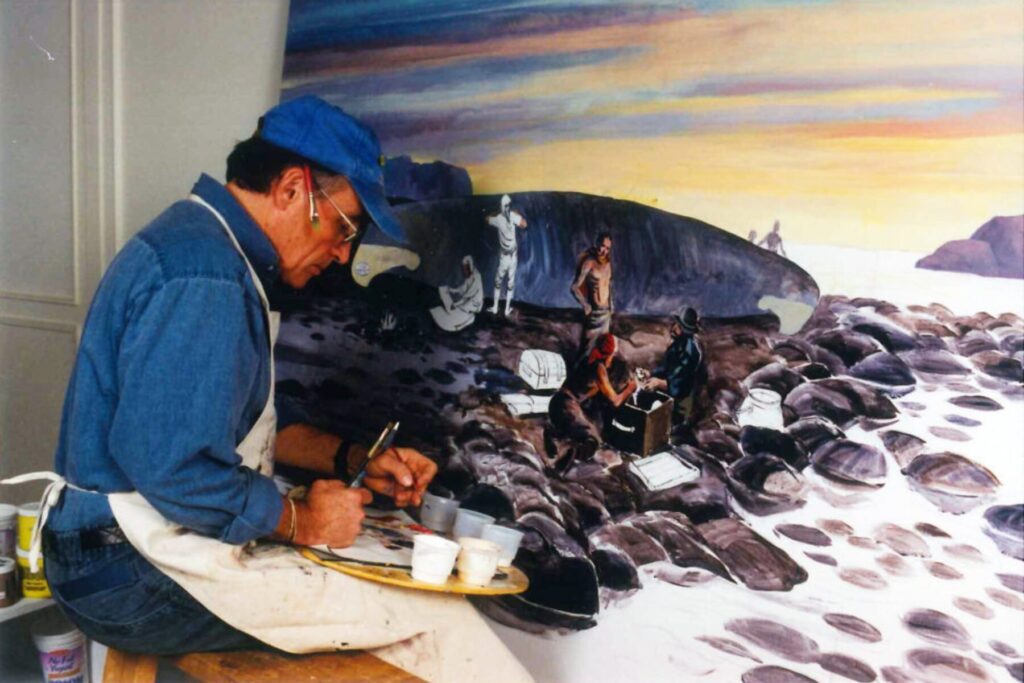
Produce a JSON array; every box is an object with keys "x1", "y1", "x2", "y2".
[{"x1": 38, "y1": 647, "x2": 85, "y2": 683}]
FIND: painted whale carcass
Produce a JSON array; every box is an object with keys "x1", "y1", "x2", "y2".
[{"x1": 354, "y1": 192, "x2": 819, "y2": 330}]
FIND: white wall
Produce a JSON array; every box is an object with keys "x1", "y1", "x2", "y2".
[{"x1": 0, "y1": 0, "x2": 289, "y2": 504}]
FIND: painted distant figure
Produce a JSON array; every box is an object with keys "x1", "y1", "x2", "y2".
[
  {"x1": 486, "y1": 194, "x2": 528, "y2": 316},
  {"x1": 642, "y1": 307, "x2": 704, "y2": 423},
  {"x1": 758, "y1": 219, "x2": 787, "y2": 257},
  {"x1": 430, "y1": 255, "x2": 483, "y2": 332},
  {"x1": 572, "y1": 232, "x2": 614, "y2": 357},
  {"x1": 748, "y1": 230, "x2": 758, "y2": 242}
]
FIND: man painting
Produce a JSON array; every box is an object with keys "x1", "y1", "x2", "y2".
[
  {"x1": 486, "y1": 194, "x2": 528, "y2": 316},
  {"x1": 572, "y1": 232, "x2": 614, "y2": 357},
  {"x1": 546, "y1": 334, "x2": 637, "y2": 472},
  {"x1": 28, "y1": 96, "x2": 531, "y2": 682},
  {"x1": 643, "y1": 307, "x2": 704, "y2": 423}
]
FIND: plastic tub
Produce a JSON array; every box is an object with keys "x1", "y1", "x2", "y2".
[
  {"x1": 0, "y1": 557, "x2": 17, "y2": 607},
  {"x1": 31, "y1": 610, "x2": 89, "y2": 683},
  {"x1": 0, "y1": 503, "x2": 17, "y2": 559}
]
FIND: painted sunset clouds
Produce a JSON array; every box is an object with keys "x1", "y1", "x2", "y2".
[{"x1": 283, "y1": 0, "x2": 1023, "y2": 250}]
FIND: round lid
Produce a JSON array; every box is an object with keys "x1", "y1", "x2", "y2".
[
  {"x1": 0, "y1": 557, "x2": 15, "y2": 570},
  {"x1": 30, "y1": 610, "x2": 80, "y2": 639},
  {"x1": 0, "y1": 503, "x2": 17, "y2": 522},
  {"x1": 18, "y1": 502, "x2": 40, "y2": 516}
]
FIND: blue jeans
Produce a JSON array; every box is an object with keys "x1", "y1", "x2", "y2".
[{"x1": 44, "y1": 527, "x2": 264, "y2": 655}]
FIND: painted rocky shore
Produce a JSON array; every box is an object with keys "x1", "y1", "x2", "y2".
[{"x1": 274, "y1": 271, "x2": 1024, "y2": 675}]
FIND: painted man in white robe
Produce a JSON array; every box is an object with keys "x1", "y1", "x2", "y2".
[{"x1": 486, "y1": 194, "x2": 528, "y2": 316}]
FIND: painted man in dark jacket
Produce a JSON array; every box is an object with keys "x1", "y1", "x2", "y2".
[{"x1": 643, "y1": 307, "x2": 704, "y2": 422}]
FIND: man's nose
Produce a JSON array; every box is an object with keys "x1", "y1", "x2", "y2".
[{"x1": 331, "y1": 242, "x2": 352, "y2": 264}]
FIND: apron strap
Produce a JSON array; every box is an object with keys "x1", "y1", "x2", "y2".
[{"x1": 1, "y1": 471, "x2": 92, "y2": 573}]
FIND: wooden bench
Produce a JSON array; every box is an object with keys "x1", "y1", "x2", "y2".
[{"x1": 103, "y1": 647, "x2": 426, "y2": 683}]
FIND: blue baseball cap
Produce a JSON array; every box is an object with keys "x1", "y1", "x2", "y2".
[{"x1": 257, "y1": 95, "x2": 406, "y2": 243}]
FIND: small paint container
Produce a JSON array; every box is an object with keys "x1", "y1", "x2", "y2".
[
  {"x1": 419, "y1": 493, "x2": 459, "y2": 533},
  {"x1": 0, "y1": 557, "x2": 18, "y2": 608},
  {"x1": 451, "y1": 509, "x2": 495, "y2": 540},
  {"x1": 410, "y1": 534, "x2": 460, "y2": 585},
  {"x1": 456, "y1": 537, "x2": 501, "y2": 587},
  {"x1": 17, "y1": 547, "x2": 51, "y2": 599},
  {"x1": 0, "y1": 503, "x2": 17, "y2": 559},
  {"x1": 481, "y1": 524, "x2": 525, "y2": 567},
  {"x1": 18, "y1": 502, "x2": 41, "y2": 553},
  {"x1": 31, "y1": 610, "x2": 89, "y2": 683}
]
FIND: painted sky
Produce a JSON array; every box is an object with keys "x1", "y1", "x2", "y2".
[{"x1": 282, "y1": 0, "x2": 1023, "y2": 251}]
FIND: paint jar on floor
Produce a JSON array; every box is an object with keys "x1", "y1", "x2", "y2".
[
  {"x1": 17, "y1": 547, "x2": 50, "y2": 599},
  {"x1": 736, "y1": 388, "x2": 784, "y2": 430},
  {"x1": 32, "y1": 610, "x2": 89, "y2": 683},
  {"x1": 0, "y1": 504, "x2": 17, "y2": 559},
  {"x1": 0, "y1": 557, "x2": 18, "y2": 607}
]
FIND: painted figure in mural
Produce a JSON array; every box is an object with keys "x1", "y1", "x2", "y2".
[
  {"x1": 642, "y1": 308, "x2": 704, "y2": 423},
  {"x1": 748, "y1": 230, "x2": 758, "y2": 242},
  {"x1": 572, "y1": 232, "x2": 615, "y2": 357},
  {"x1": 546, "y1": 333, "x2": 638, "y2": 472},
  {"x1": 486, "y1": 193, "x2": 528, "y2": 316},
  {"x1": 32, "y1": 96, "x2": 530, "y2": 680},
  {"x1": 758, "y1": 219, "x2": 787, "y2": 257},
  {"x1": 430, "y1": 254, "x2": 484, "y2": 331}
]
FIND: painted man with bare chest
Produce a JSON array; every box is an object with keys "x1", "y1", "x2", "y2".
[{"x1": 571, "y1": 232, "x2": 614, "y2": 357}]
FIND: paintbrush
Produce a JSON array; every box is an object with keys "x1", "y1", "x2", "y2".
[{"x1": 350, "y1": 420, "x2": 400, "y2": 488}]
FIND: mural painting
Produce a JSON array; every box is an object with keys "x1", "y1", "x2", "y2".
[{"x1": 278, "y1": 2, "x2": 1023, "y2": 681}]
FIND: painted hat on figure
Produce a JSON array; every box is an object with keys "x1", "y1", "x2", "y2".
[
  {"x1": 673, "y1": 307, "x2": 701, "y2": 334},
  {"x1": 256, "y1": 95, "x2": 406, "y2": 243}
]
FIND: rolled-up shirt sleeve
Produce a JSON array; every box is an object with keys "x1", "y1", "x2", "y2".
[{"x1": 109, "y1": 275, "x2": 282, "y2": 544}]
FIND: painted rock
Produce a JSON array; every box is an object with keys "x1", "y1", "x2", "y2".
[
  {"x1": 812, "y1": 439, "x2": 888, "y2": 487},
  {"x1": 698, "y1": 518, "x2": 808, "y2": 591},
  {"x1": 905, "y1": 452, "x2": 1000, "y2": 514}
]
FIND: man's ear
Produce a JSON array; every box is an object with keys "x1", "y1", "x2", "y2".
[{"x1": 269, "y1": 166, "x2": 307, "y2": 212}]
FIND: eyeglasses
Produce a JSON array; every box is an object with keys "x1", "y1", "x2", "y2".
[{"x1": 317, "y1": 188, "x2": 367, "y2": 244}]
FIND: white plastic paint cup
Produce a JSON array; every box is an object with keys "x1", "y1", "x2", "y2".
[
  {"x1": 419, "y1": 493, "x2": 459, "y2": 533},
  {"x1": 31, "y1": 611, "x2": 89, "y2": 683},
  {"x1": 410, "y1": 534, "x2": 460, "y2": 585},
  {"x1": 451, "y1": 509, "x2": 495, "y2": 540},
  {"x1": 456, "y1": 537, "x2": 501, "y2": 587},
  {"x1": 481, "y1": 524, "x2": 525, "y2": 567}
]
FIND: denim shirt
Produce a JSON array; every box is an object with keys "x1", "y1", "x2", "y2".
[
  {"x1": 48, "y1": 175, "x2": 285, "y2": 544},
  {"x1": 654, "y1": 335, "x2": 703, "y2": 401}
]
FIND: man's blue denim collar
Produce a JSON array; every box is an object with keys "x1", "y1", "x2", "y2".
[{"x1": 191, "y1": 174, "x2": 280, "y2": 290}]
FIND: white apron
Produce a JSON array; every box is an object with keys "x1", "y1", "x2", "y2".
[{"x1": 5, "y1": 195, "x2": 533, "y2": 683}]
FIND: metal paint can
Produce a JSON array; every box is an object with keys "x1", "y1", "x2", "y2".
[
  {"x1": 0, "y1": 557, "x2": 18, "y2": 607},
  {"x1": 0, "y1": 503, "x2": 17, "y2": 559},
  {"x1": 16, "y1": 547, "x2": 51, "y2": 599}
]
